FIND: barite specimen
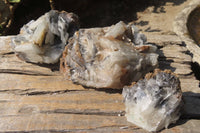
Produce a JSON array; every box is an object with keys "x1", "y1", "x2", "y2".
[
  {"x1": 10, "y1": 10, "x2": 79, "y2": 64},
  {"x1": 122, "y1": 69, "x2": 183, "y2": 132},
  {"x1": 60, "y1": 21, "x2": 158, "y2": 88}
]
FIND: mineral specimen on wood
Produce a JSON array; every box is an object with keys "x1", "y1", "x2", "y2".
[
  {"x1": 10, "y1": 10, "x2": 79, "y2": 64},
  {"x1": 60, "y1": 21, "x2": 158, "y2": 89},
  {"x1": 122, "y1": 69, "x2": 183, "y2": 132}
]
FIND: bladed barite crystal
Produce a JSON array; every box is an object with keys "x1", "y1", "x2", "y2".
[
  {"x1": 122, "y1": 69, "x2": 183, "y2": 132},
  {"x1": 60, "y1": 21, "x2": 158, "y2": 88},
  {"x1": 6, "y1": 9, "x2": 184, "y2": 132},
  {"x1": 10, "y1": 10, "x2": 79, "y2": 64}
]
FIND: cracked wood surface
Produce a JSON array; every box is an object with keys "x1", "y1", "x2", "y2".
[{"x1": 0, "y1": 35, "x2": 200, "y2": 132}]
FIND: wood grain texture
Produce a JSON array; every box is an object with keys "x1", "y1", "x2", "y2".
[{"x1": 0, "y1": 35, "x2": 200, "y2": 132}]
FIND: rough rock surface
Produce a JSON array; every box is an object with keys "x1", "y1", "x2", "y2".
[
  {"x1": 173, "y1": 0, "x2": 200, "y2": 64},
  {"x1": 60, "y1": 21, "x2": 158, "y2": 89},
  {"x1": 122, "y1": 69, "x2": 183, "y2": 132},
  {"x1": 10, "y1": 10, "x2": 79, "y2": 64}
]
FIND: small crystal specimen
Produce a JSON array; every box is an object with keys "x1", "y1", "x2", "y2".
[
  {"x1": 60, "y1": 21, "x2": 158, "y2": 88},
  {"x1": 122, "y1": 69, "x2": 183, "y2": 132},
  {"x1": 10, "y1": 10, "x2": 79, "y2": 64}
]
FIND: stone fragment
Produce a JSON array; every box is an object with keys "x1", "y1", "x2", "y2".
[
  {"x1": 173, "y1": 0, "x2": 200, "y2": 64},
  {"x1": 10, "y1": 10, "x2": 79, "y2": 64},
  {"x1": 122, "y1": 69, "x2": 183, "y2": 132},
  {"x1": 60, "y1": 21, "x2": 158, "y2": 89}
]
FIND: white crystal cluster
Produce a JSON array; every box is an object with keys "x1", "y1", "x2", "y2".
[
  {"x1": 7, "y1": 10, "x2": 183, "y2": 132},
  {"x1": 11, "y1": 10, "x2": 79, "y2": 64},
  {"x1": 60, "y1": 21, "x2": 158, "y2": 89},
  {"x1": 122, "y1": 70, "x2": 183, "y2": 132}
]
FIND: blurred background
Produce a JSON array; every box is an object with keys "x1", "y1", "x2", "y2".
[{"x1": 0, "y1": 0, "x2": 182, "y2": 35}]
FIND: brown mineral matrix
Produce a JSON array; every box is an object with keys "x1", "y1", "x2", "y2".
[{"x1": 60, "y1": 21, "x2": 158, "y2": 89}]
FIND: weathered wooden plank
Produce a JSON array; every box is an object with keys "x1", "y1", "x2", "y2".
[
  {"x1": 159, "y1": 57, "x2": 191, "y2": 64},
  {"x1": 168, "y1": 62, "x2": 192, "y2": 75},
  {"x1": 160, "y1": 44, "x2": 188, "y2": 52},
  {"x1": 180, "y1": 78, "x2": 200, "y2": 93},
  {"x1": 147, "y1": 34, "x2": 182, "y2": 47},
  {"x1": 173, "y1": 0, "x2": 200, "y2": 65},
  {"x1": 3, "y1": 115, "x2": 200, "y2": 133},
  {"x1": 0, "y1": 92, "x2": 200, "y2": 132},
  {"x1": 158, "y1": 50, "x2": 191, "y2": 62},
  {"x1": 1, "y1": 91, "x2": 200, "y2": 117},
  {"x1": 0, "y1": 36, "x2": 13, "y2": 54},
  {"x1": 0, "y1": 53, "x2": 57, "y2": 75},
  {"x1": 0, "y1": 74, "x2": 85, "y2": 91},
  {"x1": 0, "y1": 113, "x2": 135, "y2": 132},
  {"x1": 0, "y1": 92, "x2": 124, "y2": 115},
  {"x1": 159, "y1": 61, "x2": 192, "y2": 75},
  {"x1": 0, "y1": 34, "x2": 200, "y2": 132}
]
